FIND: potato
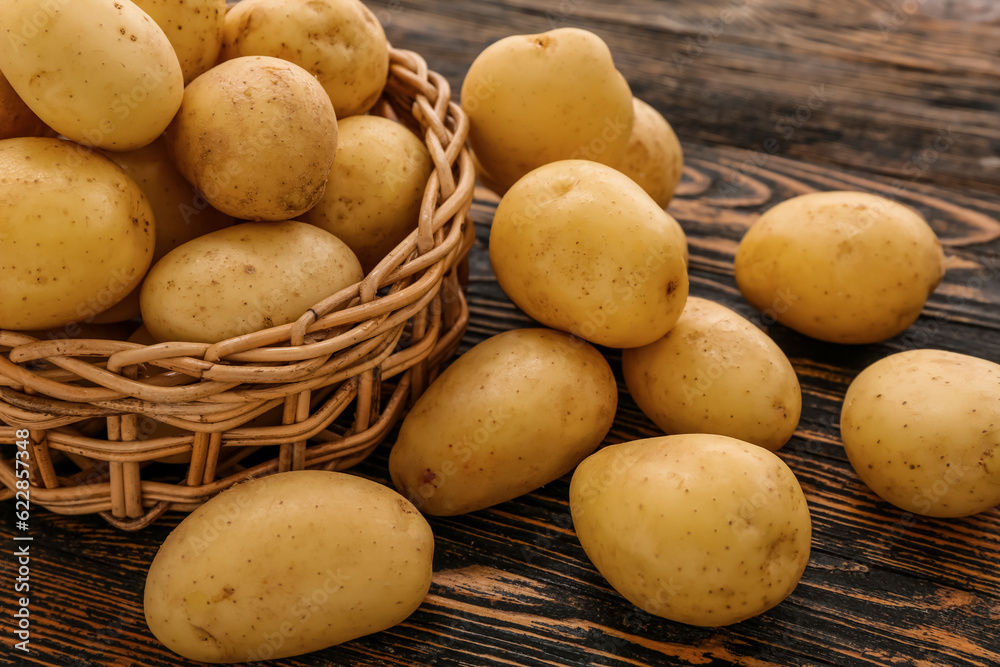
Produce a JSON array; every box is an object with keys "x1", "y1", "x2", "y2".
[
  {"x1": 489, "y1": 160, "x2": 689, "y2": 348},
  {"x1": 302, "y1": 116, "x2": 433, "y2": 273},
  {"x1": 389, "y1": 328, "x2": 618, "y2": 516},
  {"x1": 0, "y1": 0, "x2": 183, "y2": 150},
  {"x1": 133, "y1": 0, "x2": 227, "y2": 84},
  {"x1": 734, "y1": 191, "x2": 945, "y2": 344},
  {"x1": 623, "y1": 297, "x2": 801, "y2": 451},
  {"x1": 0, "y1": 138, "x2": 155, "y2": 330},
  {"x1": 841, "y1": 349, "x2": 1000, "y2": 517},
  {"x1": 0, "y1": 70, "x2": 48, "y2": 140},
  {"x1": 140, "y1": 221, "x2": 362, "y2": 343},
  {"x1": 94, "y1": 136, "x2": 235, "y2": 323},
  {"x1": 570, "y1": 434, "x2": 812, "y2": 626},
  {"x1": 615, "y1": 97, "x2": 684, "y2": 208},
  {"x1": 221, "y1": 0, "x2": 389, "y2": 118},
  {"x1": 461, "y1": 27, "x2": 633, "y2": 194},
  {"x1": 144, "y1": 470, "x2": 434, "y2": 663},
  {"x1": 166, "y1": 56, "x2": 338, "y2": 221}
]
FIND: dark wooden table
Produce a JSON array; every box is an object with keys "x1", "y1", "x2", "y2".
[{"x1": 4, "y1": 1, "x2": 1000, "y2": 665}]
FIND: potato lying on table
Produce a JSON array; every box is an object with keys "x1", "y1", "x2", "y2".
[
  {"x1": 623, "y1": 297, "x2": 801, "y2": 451},
  {"x1": 570, "y1": 434, "x2": 812, "y2": 626},
  {"x1": 489, "y1": 160, "x2": 689, "y2": 348},
  {"x1": 734, "y1": 191, "x2": 944, "y2": 344},
  {"x1": 144, "y1": 471, "x2": 434, "y2": 663},
  {"x1": 615, "y1": 97, "x2": 684, "y2": 208},
  {"x1": 841, "y1": 349, "x2": 1000, "y2": 517},
  {"x1": 389, "y1": 328, "x2": 618, "y2": 516}
]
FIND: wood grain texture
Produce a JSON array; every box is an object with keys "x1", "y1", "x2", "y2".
[{"x1": 3, "y1": 1, "x2": 1000, "y2": 666}]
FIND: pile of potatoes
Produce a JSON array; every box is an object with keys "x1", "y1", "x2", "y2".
[
  {"x1": 0, "y1": 0, "x2": 431, "y2": 344},
  {"x1": 2, "y1": 1, "x2": 998, "y2": 663}
]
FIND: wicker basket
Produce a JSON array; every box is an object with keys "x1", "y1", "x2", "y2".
[{"x1": 0, "y1": 47, "x2": 476, "y2": 530}]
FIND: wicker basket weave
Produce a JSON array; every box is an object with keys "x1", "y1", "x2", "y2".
[{"x1": 0, "y1": 47, "x2": 476, "y2": 530}]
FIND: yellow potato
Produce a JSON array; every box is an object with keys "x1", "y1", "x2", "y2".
[
  {"x1": 221, "y1": 0, "x2": 389, "y2": 118},
  {"x1": 140, "y1": 221, "x2": 362, "y2": 343},
  {"x1": 841, "y1": 349, "x2": 1000, "y2": 517},
  {"x1": 0, "y1": 138, "x2": 155, "y2": 330},
  {"x1": 94, "y1": 136, "x2": 235, "y2": 323},
  {"x1": 166, "y1": 56, "x2": 338, "y2": 221},
  {"x1": 489, "y1": 160, "x2": 689, "y2": 348},
  {"x1": 0, "y1": 70, "x2": 48, "y2": 140},
  {"x1": 389, "y1": 328, "x2": 618, "y2": 516},
  {"x1": 570, "y1": 434, "x2": 812, "y2": 626},
  {"x1": 0, "y1": 0, "x2": 183, "y2": 150},
  {"x1": 623, "y1": 297, "x2": 801, "y2": 451},
  {"x1": 301, "y1": 116, "x2": 432, "y2": 273},
  {"x1": 734, "y1": 191, "x2": 945, "y2": 344},
  {"x1": 133, "y1": 0, "x2": 227, "y2": 84},
  {"x1": 462, "y1": 27, "x2": 633, "y2": 194},
  {"x1": 615, "y1": 97, "x2": 684, "y2": 208},
  {"x1": 144, "y1": 470, "x2": 434, "y2": 663}
]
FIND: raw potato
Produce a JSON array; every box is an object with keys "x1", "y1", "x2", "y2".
[
  {"x1": 615, "y1": 97, "x2": 684, "y2": 208},
  {"x1": 0, "y1": 0, "x2": 183, "y2": 150},
  {"x1": 489, "y1": 160, "x2": 689, "y2": 348},
  {"x1": 0, "y1": 70, "x2": 48, "y2": 140},
  {"x1": 0, "y1": 138, "x2": 155, "y2": 330},
  {"x1": 166, "y1": 56, "x2": 338, "y2": 221},
  {"x1": 734, "y1": 191, "x2": 945, "y2": 344},
  {"x1": 302, "y1": 116, "x2": 433, "y2": 273},
  {"x1": 841, "y1": 349, "x2": 1000, "y2": 517},
  {"x1": 221, "y1": 0, "x2": 389, "y2": 118},
  {"x1": 96, "y1": 136, "x2": 234, "y2": 323},
  {"x1": 462, "y1": 27, "x2": 633, "y2": 194},
  {"x1": 133, "y1": 0, "x2": 227, "y2": 84},
  {"x1": 144, "y1": 470, "x2": 434, "y2": 663},
  {"x1": 623, "y1": 297, "x2": 801, "y2": 451},
  {"x1": 570, "y1": 434, "x2": 812, "y2": 626},
  {"x1": 140, "y1": 221, "x2": 362, "y2": 343},
  {"x1": 389, "y1": 328, "x2": 618, "y2": 516}
]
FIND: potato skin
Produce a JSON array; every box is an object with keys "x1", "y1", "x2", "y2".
[
  {"x1": 0, "y1": 0, "x2": 183, "y2": 150},
  {"x1": 301, "y1": 116, "x2": 432, "y2": 273},
  {"x1": 489, "y1": 160, "x2": 689, "y2": 348},
  {"x1": 461, "y1": 27, "x2": 633, "y2": 194},
  {"x1": 734, "y1": 191, "x2": 945, "y2": 344},
  {"x1": 389, "y1": 328, "x2": 618, "y2": 516},
  {"x1": 0, "y1": 71, "x2": 48, "y2": 140},
  {"x1": 221, "y1": 0, "x2": 389, "y2": 118},
  {"x1": 140, "y1": 221, "x2": 362, "y2": 343},
  {"x1": 570, "y1": 434, "x2": 812, "y2": 627},
  {"x1": 615, "y1": 98, "x2": 684, "y2": 208},
  {"x1": 95, "y1": 136, "x2": 234, "y2": 323},
  {"x1": 841, "y1": 349, "x2": 1000, "y2": 517},
  {"x1": 144, "y1": 471, "x2": 434, "y2": 663},
  {"x1": 165, "y1": 56, "x2": 338, "y2": 221},
  {"x1": 133, "y1": 0, "x2": 227, "y2": 84},
  {"x1": 623, "y1": 297, "x2": 801, "y2": 451},
  {"x1": 0, "y1": 137, "x2": 155, "y2": 330}
]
